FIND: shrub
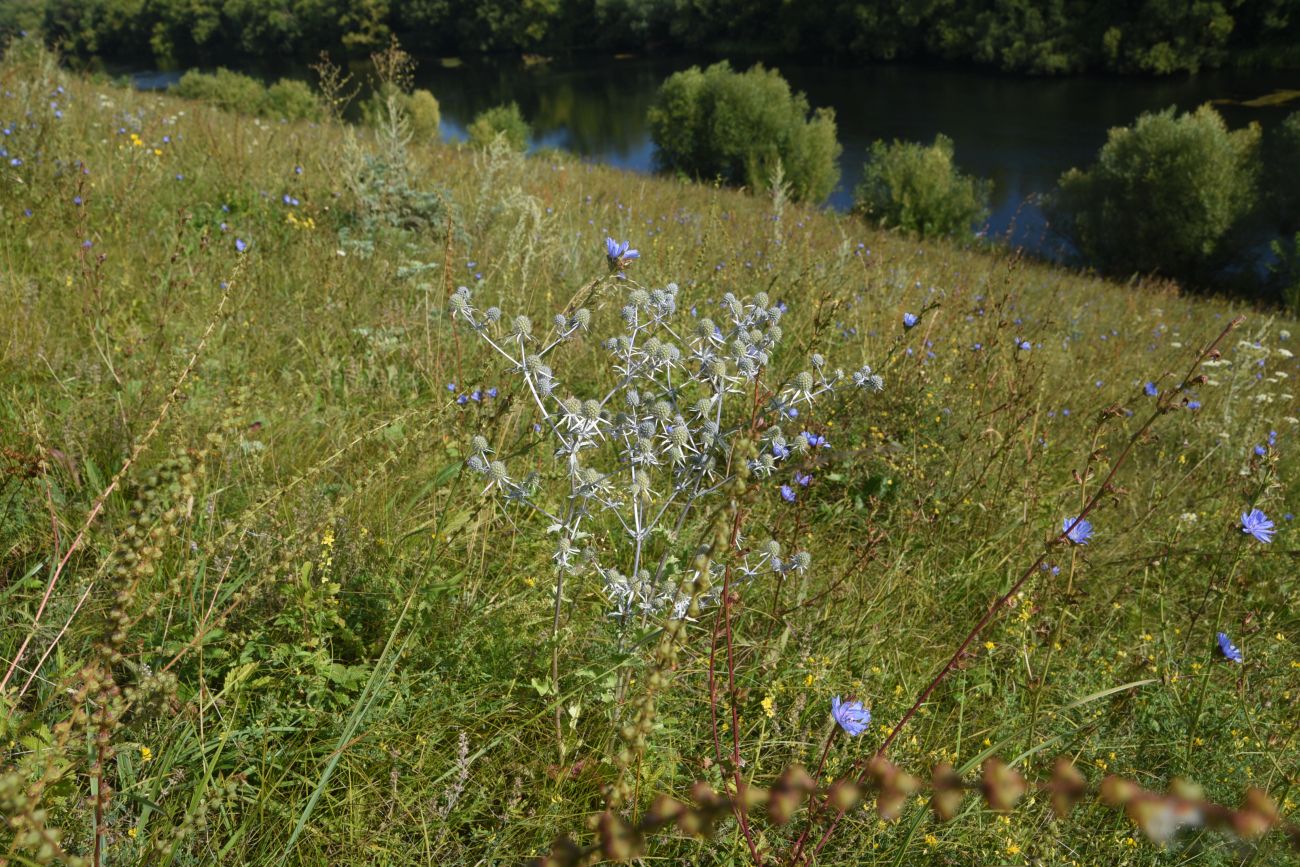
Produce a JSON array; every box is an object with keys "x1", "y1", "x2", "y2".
[
  {"x1": 362, "y1": 84, "x2": 440, "y2": 139},
  {"x1": 173, "y1": 70, "x2": 324, "y2": 122},
  {"x1": 404, "y1": 88, "x2": 441, "y2": 139},
  {"x1": 264, "y1": 78, "x2": 323, "y2": 121},
  {"x1": 467, "y1": 102, "x2": 530, "y2": 152},
  {"x1": 647, "y1": 61, "x2": 841, "y2": 203},
  {"x1": 172, "y1": 68, "x2": 267, "y2": 114},
  {"x1": 1048, "y1": 104, "x2": 1260, "y2": 283},
  {"x1": 854, "y1": 134, "x2": 990, "y2": 238}
]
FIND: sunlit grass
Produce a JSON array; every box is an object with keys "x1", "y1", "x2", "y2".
[{"x1": 1, "y1": 43, "x2": 1297, "y2": 866}]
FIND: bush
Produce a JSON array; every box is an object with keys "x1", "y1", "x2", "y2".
[
  {"x1": 467, "y1": 102, "x2": 530, "y2": 152},
  {"x1": 362, "y1": 84, "x2": 441, "y2": 140},
  {"x1": 1049, "y1": 104, "x2": 1260, "y2": 283},
  {"x1": 854, "y1": 134, "x2": 990, "y2": 238},
  {"x1": 404, "y1": 88, "x2": 441, "y2": 139},
  {"x1": 647, "y1": 61, "x2": 841, "y2": 203},
  {"x1": 264, "y1": 78, "x2": 323, "y2": 121},
  {"x1": 173, "y1": 68, "x2": 267, "y2": 114},
  {"x1": 173, "y1": 70, "x2": 321, "y2": 122}
]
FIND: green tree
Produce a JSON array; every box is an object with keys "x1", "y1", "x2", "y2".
[
  {"x1": 854, "y1": 134, "x2": 990, "y2": 238},
  {"x1": 1049, "y1": 104, "x2": 1260, "y2": 284},
  {"x1": 647, "y1": 61, "x2": 840, "y2": 203}
]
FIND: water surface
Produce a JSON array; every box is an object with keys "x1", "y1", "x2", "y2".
[
  {"x1": 135, "y1": 57, "x2": 1297, "y2": 256},
  {"x1": 418, "y1": 58, "x2": 1293, "y2": 254}
]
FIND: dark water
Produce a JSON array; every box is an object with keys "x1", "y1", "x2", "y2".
[{"x1": 135, "y1": 57, "x2": 1298, "y2": 255}]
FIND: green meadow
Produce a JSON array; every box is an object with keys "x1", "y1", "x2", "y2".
[{"x1": 1, "y1": 42, "x2": 1298, "y2": 866}]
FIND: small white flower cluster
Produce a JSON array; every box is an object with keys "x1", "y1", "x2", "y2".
[{"x1": 451, "y1": 275, "x2": 881, "y2": 622}]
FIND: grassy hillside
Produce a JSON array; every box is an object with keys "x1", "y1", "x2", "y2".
[{"x1": 1, "y1": 41, "x2": 1298, "y2": 865}]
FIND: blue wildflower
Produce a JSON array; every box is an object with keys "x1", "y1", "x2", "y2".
[
  {"x1": 446, "y1": 382, "x2": 457, "y2": 392},
  {"x1": 456, "y1": 394, "x2": 469, "y2": 406},
  {"x1": 487, "y1": 387, "x2": 498, "y2": 398},
  {"x1": 1017, "y1": 339, "x2": 1031, "y2": 351},
  {"x1": 1063, "y1": 516, "x2": 1093, "y2": 545},
  {"x1": 1144, "y1": 382, "x2": 1157, "y2": 397},
  {"x1": 605, "y1": 237, "x2": 639, "y2": 268},
  {"x1": 1187, "y1": 400, "x2": 1201, "y2": 410},
  {"x1": 772, "y1": 442, "x2": 790, "y2": 460},
  {"x1": 794, "y1": 472, "x2": 812, "y2": 487},
  {"x1": 1217, "y1": 632, "x2": 1243, "y2": 663},
  {"x1": 803, "y1": 432, "x2": 827, "y2": 449},
  {"x1": 1254, "y1": 444, "x2": 1266, "y2": 457},
  {"x1": 830, "y1": 696, "x2": 871, "y2": 737},
  {"x1": 780, "y1": 485, "x2": 796, "y2": 503},
  {"x1": 903, "y1": 312, "x2": 919, "y2": 329},
  {"x1": 234, "y1": 238, "x2": 248, "y2": 253},
  {"x1": 1240, "y1": 509, "x2": 1275, "y2": 544}
]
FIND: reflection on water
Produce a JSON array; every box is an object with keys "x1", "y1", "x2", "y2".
[
  {"x1": 134, "y1": 56, "x2": 1295, "y2": 256},
  {"x1": 418, "y1": 58, "x2": 1292, "y2": 256}
]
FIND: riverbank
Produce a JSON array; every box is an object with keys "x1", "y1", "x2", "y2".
[
  {"x1": 117, "y1": 53, "x2": 1296, "y2": 259},
  {"x1": 2, "y1": 50, "x2": 1298, "y2": 866}
]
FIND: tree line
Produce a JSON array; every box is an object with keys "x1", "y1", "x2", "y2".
[{"x1": 1, "y1": 0, "x2": 1297, "y2": 74}]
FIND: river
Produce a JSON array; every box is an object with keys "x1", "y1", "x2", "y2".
[{"x1": 134, "y1": 56, "x2": 1297, "y2": 257}]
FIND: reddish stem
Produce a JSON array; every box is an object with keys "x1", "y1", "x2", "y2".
[{"x1": 791, "y1": 316, "x2": 1243, "y2": 865}]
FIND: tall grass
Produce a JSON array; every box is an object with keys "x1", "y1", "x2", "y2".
[{"x1": 0, "y1": 39, "x2": 1297, "y2": 865}]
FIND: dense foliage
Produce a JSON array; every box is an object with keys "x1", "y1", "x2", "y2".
[
  {"x1": 1, "y1": 0, "x2": 1297, "y2": 74},
  {"x1": 172, "y1": 67, "x2": 322, "y2": 120},
  {"x1": 854, "y1": 134, "x2": 990, "y2": 239},
  {"x1": 173, "y1": 68, "x2": 323, "y2": 120},
  {"x1": 363, "y1": 84, "x2": 441, "y2": 140},
  {"x1": 467, "y1": 101, "x2": 530, "y2": 151},
  {"x1": 1049, "y1": 105, "x2": 1261, "y2": 284},
  {"x1": 648, "y1": 62, "x2": 840, "y2": 203}
]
